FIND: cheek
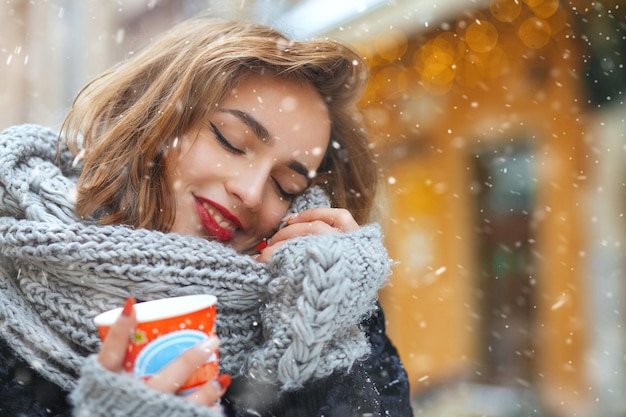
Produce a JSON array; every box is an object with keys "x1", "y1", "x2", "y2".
[{"x1": 260, "y1": 200, "x2": 290, "y2": 233}]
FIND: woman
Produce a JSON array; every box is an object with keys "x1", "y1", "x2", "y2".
[{"x1": 0, "y1": 16, "x2": 412, "y2": 417}]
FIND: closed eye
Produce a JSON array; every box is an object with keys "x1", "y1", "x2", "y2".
[
  {"x1": 272, "y1": 177, "x2": 299, "y2": 201},
  {"x1": 210, "y1": 122, "x2": 244, "y2": 155}
]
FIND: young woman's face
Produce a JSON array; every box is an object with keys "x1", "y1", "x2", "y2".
[{"x1": 165, "y1": 74, "x2": 331, "y2": 252}]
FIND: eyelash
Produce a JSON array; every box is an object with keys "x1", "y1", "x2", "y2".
[
  {"x1": 210, "y1": 122, "x2": 244, "y2": 155},
  {"x1": 273, "y1": 179, "x2": 298, "y2": 201},
  {"x1": 209, "y1": 121, "x2": 298, "y2": 201}
]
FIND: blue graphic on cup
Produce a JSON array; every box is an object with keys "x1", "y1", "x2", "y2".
[{"x1": 134, "y1": 329, "x2": 216, "y2": 381}]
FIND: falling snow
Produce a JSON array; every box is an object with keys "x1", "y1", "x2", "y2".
[{"x1": 1, "y1": 1, "x2": 625, "y2": 416}]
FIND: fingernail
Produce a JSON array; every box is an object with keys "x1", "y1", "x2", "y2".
[
  {"x1": 282, "y1": 213, "x2": 296, "y2": 222},
  {"x1": 254, "y1": 239, "x2": 268, "y2": 252},
  {"x1": 121, "y1": 297, "x2": 135, "y2": 317},
  {"x1": 217, "y1": 374, "x2": 232, "y2": 390},
  {"x1": 196, "y1": 336, "x2": 219, "y2": 353}
]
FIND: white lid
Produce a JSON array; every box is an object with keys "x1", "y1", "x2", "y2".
[{"x1": 93, "y1": 294, "x2": 217, "y2": 326}]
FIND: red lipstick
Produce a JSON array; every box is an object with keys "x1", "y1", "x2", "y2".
[{"x1": 193, "y1": 195, "x2": 242, "y2": 242}]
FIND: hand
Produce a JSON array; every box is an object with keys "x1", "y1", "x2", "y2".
[
  {"x1": 255, "y1": 207, "x2": 359, "y2": 263},
  {"x1": 97, "y1": 298, "x2": 231, "y2": 406}
]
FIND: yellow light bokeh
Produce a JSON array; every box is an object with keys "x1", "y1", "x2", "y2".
[
  {"x1": 368, "y1": 0, "x2": 565, "y2": 98},
  {"x1": 522, "y1": 0, "x2": 544, "y2": 7},
  {"x1": 465, "y1": 20, "x2": 499, "y2": 53},
  {"x1": 531, "y1": 0, "x2": 560, "y2": 19},
  {"x1": 434, "y1": 32, "x2": 466, "y2": 62},
  {"x1": 518, "y1": 16, "x2": 552, "y2": 49},
  {"x1": 490, "y1": 0, "x2": 523, "y2": 23},
  {"x1": 374, "y1": 65, "x2": 410, "y2": 98},
  {"x1": 414, "y1": 38, "x2": 457, "y2": 85}
]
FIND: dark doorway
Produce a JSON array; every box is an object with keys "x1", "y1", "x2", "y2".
[{"x1": 472, "y1": 140, "x2": 538, "y2": 387}]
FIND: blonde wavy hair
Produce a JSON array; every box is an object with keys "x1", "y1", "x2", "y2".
[{"x1": 62, "y1": 17, "x2": 377, "y2": 231}]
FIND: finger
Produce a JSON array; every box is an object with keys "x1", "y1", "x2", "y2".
[
  {"x1": 255, "y1": 210, "x2": 358, "y2": 263},
  {"x1": 186, "y1": 374, "x2": 232, "y2": 406},
  {"x1": 283, "y1": 208, "x2": 359, "y2": 232},
  {"x1": 255, "y1": 240, "x2": 286, "y2": 263},
  {"x1": 145, "y1": 336, "x2": 219, "y2": 393},
  {"x1": 255, "y1": 221, "x2": 336, "y2": 263},
  {"x1": 270, "y1": 220, "x2": 339, "y2": 244},
  {"x1": 98, "y1": 297, "x2": 136, "y2": 372}
]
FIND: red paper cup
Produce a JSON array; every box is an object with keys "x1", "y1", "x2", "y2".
[{"x1": 94, "y1": 294, "x2": 218, "y2": 394}]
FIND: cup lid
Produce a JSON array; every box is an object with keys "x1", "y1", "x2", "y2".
[{"x1": 94, "y1": 294, "x2": 217, "y2": 326}]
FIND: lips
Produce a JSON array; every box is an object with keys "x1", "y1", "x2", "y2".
[{"x1": 193, "y1": 195, "x2": 242, "y2": 242}]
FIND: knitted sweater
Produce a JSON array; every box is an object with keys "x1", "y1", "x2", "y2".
[{"x1": 0, "y1": 124, "x2": 412, "y2": 417}]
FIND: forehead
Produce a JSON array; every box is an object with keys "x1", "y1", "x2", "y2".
[{"x1": 219, "y1": 74, "x2": 331, "y2": 152}]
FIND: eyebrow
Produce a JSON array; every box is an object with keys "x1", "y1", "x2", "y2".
[
  {"x1": 221, "y1": 109, "x2": 271, "y2": 143},
  {"x1": 219, "y1": 108, "x2": 313, "y2": 185}
]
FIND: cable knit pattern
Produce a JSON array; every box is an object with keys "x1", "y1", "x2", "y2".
[
  {"x1": 0, "y1": 125, "x2": 392, "y2": 397},
  {"x1": 250, "y1": 232, "x2": 386, "y2": 389}
]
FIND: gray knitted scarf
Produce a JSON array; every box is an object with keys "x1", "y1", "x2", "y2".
[{"x1": 0, "y1": 124, "x2": 390, "y2": 393}]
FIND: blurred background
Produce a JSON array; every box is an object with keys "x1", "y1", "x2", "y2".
[{"x1": 1, "y1": 0, "x2": 624, "y2": 416}]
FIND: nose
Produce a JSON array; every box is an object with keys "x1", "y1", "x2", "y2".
[{"x1": 226, "y1": 166, "x2": 268, "y2": 210}]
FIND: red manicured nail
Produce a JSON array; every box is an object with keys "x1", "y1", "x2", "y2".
[
  {"x1": 254, "y1": 239, "x2": 268, "y2": 251},
  {"x1": 121, "y1": 297, "x2": 135, "y2": 317},
  {"x1": 217, "y1": 374, "x2": 232, "y2": 390}
]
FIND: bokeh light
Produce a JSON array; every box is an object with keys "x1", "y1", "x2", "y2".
[
  {"x1": 414, "y1": 37, "x2": 458, "y2": 95},
  {"x1": 518, "y1": 16, "x2": 552, "y2": 49},
  {"x1": 490, "y1": 0, "x2": 523, "y2": 23},
  {"x1": 464, "y1": 20, "x2": 499, "y2": 53},
  {"x1": 367, "y1": 0, "x2": 566, "y2": 101},
  {"x1": 530, "y1": 0, "x2": 560, "y2": 19},
  {"x1": 522, "y1": 0, "x2": 543, "y2": 7}
]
